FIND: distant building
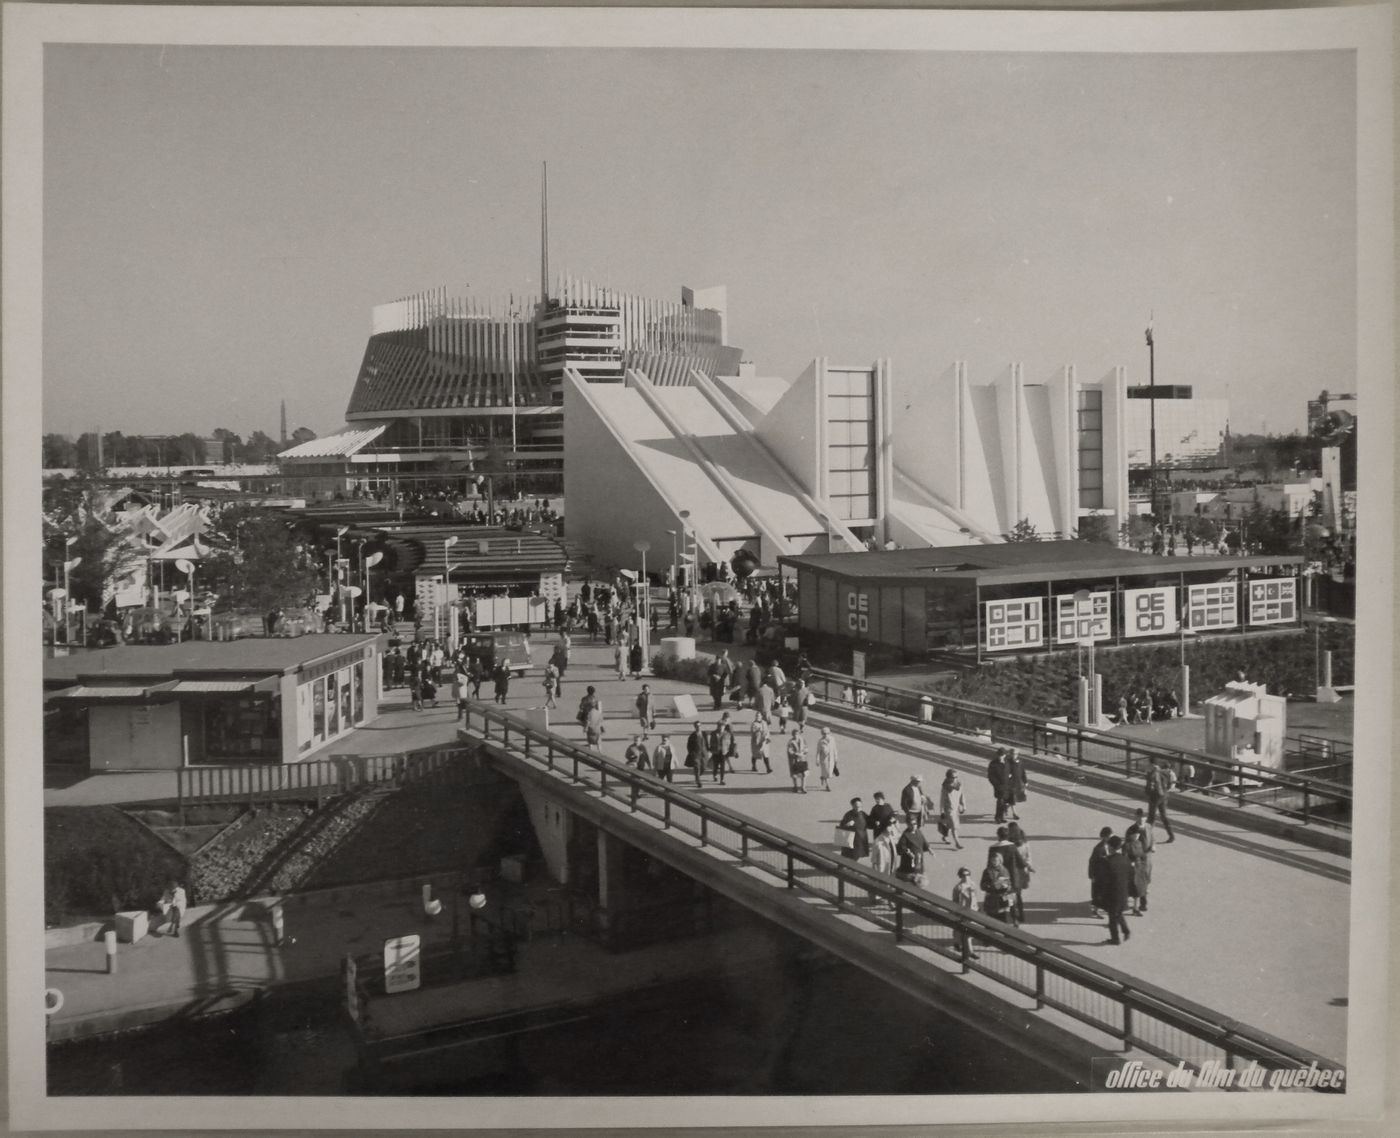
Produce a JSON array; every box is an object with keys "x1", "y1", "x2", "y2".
[{"x1": 277, "y1": 279, "x2": 741, "y2": 501}]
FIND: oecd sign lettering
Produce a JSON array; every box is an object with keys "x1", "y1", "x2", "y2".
[
  {"x1": 846, "y1": 590, "x2": 870, "y2": 635},
  {"x1": 1123, "y1": 586, "x2": 1178, "y2": 638}
]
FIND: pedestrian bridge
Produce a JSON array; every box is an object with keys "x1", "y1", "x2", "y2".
[{"x1": 457, "y1": 703, "x2": 1343, "y2": 1093}]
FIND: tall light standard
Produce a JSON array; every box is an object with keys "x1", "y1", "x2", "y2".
[
  {"x1": 176, "y1": 557, "x2": 197, "y2": 641},
  {"x1": 678, "y1": 509, "x2": 694, "y2": 619},
  {"x1": 1145, "y1": 319, "x2": 1159, "y2": 521},
  {"x1": 1179, "y1": 620, "x2": 1197, "y2": 716},
  {"x1": 334, "y1": 526, "x2": 349, "y2": 627},
  {"x1": 666, "y1": 529, "x2": 679, "y2": 589},
  {"x1": 62, "y1": 534, "x2": 79, "y2": 645},
  {"x1": 442, "y1": 535, "x2": 460, "y2": 649},
  {"x1": 365, "y1": 551, "x2": 384, "y2": 630},
  {"x1": 633, "y1": 539, "x2": 651, "y2": 672}
]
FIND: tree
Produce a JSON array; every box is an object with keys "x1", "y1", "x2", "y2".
[
  {"x1": 289, "y1": 426, "x2": 317, "y2": 447},
  {"x1": 200, "y1": 507, "x2": 321, "y2": 613},
  {"x1": 1004, "y1": 518, "x2": 1041, "y2": 542},
  {"x1": 173, "y1": 433, "x2": 206, "y2": 465},
  {"x1": 42, "y1": 434, "x2": 78, "y2": 469},
  {"x1": 243, "y1": 430, "x2": 279, "y2": 462},
  {"x1": 52, "y1": 515, "x2": 144, "y2": 613},
  {"x1": 1181, "y1": 515, "x2": 1220, "y2": 555},
  {"x1": 211, "y1": 427, "x2": 242, "y2": 465},
  {"x1": 1244, "y1": 504, "x2": 1302, "y2": 556},
  {"x1": 1075, "y1": 515, "x2": 1116, "y2": 544},
  {"x1": 1120, "y1": 515, "x2": 1155, "y2": 552}
]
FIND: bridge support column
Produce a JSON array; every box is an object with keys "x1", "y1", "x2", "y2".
[
  {"x1": 517, "y1": 784, "x2": 574, "y2": 885},
  {"x1": 595, "y1": 830, "x2": 628, "y2": 940}
]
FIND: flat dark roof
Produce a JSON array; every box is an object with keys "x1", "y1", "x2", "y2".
[
  {"x1": 778, "y1": 541, "x2": 1301, "y2": 587},
  {"x1": 44, "y1": 633, "x2": 381, "y2": 685}
]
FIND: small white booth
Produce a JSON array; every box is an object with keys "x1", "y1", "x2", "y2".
[{"x1": 1202, "y1": 681, "x2": 1287, "y2": 772}]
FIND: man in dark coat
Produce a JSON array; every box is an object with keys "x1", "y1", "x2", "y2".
[
  {"x1": 987, "y1": 749, "x2": 1011, "y2": 824},
  {"x1": 708, "y1": 717, "x2": 736, "y2": 784},
  {"x1": 1005, "y1": 748, "x2": 1028, "y2": 820},
  {"x1": 900, "y1": 776, "x2": 926, "y2": 829},
  {"x1": 1145, "y1": 757, "x2": 1177, "y2": 842},
  {"x1": 1098, "y1": 836, "x2": 1133, "y2": 944},
  {"x1": 837, "y1": 797, "x2": 871, "y2": 861},
  {"x1": 1087, "y1": 826, "x2": 1115, "y2": 916},
  {"x1": 685, "y1": 722, "x2": 707, "y2": 788}
]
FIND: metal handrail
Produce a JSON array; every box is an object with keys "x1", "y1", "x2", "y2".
[
  {"x1": 460, "y1": 702, "x2": 1342, "y2": 1082},
  {"x1": 807, "y1": 668, "x2": 1351, "y2": 829}
]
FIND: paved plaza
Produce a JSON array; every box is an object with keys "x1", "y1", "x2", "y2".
[{"x1": 46, "y1": 636, "x2": 1351, "y2": 1062}]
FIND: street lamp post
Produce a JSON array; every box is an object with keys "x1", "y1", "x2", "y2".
[
  {"x1": 678, "y1": 510, "x2": 694, "y2": 619},
  {"x1": 442, "y1": 535, "x2": 460, "y2": 650},
  {"x1": 633, "y1": 540, "x2": 651, "y2": 672},
  {"x1": 62, "y1": 535, "x2": 79, "y2": 645},
  {"x1": 1146, "y1": 320, "x2": 1159, "y2": 521},
  {"x1": 334, "y1": 526, "x2": 349, "y2": 628},
  {"x1": 666, "y1": 529, "x2": 678, "y2": 589}
]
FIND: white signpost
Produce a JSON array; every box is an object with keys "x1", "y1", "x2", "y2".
[{"x1": 383, "y1": 933, "x2": 422, "y2": 995}]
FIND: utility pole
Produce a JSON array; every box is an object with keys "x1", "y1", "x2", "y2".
[{"x1": 1146, "y1": 320, "x2": 1158, "y2": 521}]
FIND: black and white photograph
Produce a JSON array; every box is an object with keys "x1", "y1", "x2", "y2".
[{"x1": 3, "y1": 2, "x2": 1394, "y2": 1131}]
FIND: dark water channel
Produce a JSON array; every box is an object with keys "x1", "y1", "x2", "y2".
[{"x1": 49, "y1": 928, "x2": 1074, "y2": 1097}]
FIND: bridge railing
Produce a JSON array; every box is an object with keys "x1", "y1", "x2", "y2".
[
  {"x1": 807, "y1": 669, "x2": 1352, "y2": 830},
  {"x1": 459, "y1": 702, "x2": 1342, "y2": 1084},
  {"x1": 176, "y1": 746, "x2": 483, "y2": 818}
]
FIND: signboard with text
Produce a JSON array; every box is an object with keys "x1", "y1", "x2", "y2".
[
  {"x1": 1122, "y1": 586, "x2": 1179, "y2": 638},
  {"x1": 383, "y1": 934, "x2": 422, "y2": 995},
  {"x1": 840, "y1": 584, "x2": 872, "y2": 637},
  {"x1": 983, "y1": 597, "x2": 1043, "y2": 652}
]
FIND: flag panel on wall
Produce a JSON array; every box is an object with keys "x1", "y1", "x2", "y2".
[{"x1": 983, "y1": 597, "x2": 1043, "y2": 651}]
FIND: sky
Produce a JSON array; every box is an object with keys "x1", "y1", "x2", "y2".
[{"x1": 42, "y1": 44, "x2": 1357, "y2": 439}]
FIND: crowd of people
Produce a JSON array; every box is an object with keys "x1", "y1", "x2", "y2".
[{"x1": 429, "y1": 587, "x2": 1185, "y2": 954}]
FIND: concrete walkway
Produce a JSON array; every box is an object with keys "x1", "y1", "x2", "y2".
[
  {"x1": 517, "y1": 639, "x2": 1352, "y2": 1063},
  {"x1": 45, "y1": 635, "x2": 1350, "y2": 1062}
]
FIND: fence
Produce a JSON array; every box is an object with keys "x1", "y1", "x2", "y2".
[
  {"x1": 807, "y1": 669, "x2": 1352, "y2": 830},
  {"x1": 459, "y1": 702, "x2": 1342, "y2": 1083},
  {"x1": 176, "y1": 746, "x2": 483, "y2": 819}
]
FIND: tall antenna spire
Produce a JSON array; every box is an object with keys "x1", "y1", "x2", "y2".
[{"x1": 540, "y1": 161, "x2": 550, "y2": 304}]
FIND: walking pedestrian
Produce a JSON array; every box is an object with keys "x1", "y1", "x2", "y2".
[
  {"x1": 409, "y1": 670, "x2": 424, "y2": 712},
  {"x1": 653, "y1": 734, "x2": 675, "y2": 782},
  {"x1": 951, "y1": 867, "x2": 980, "y2": 958},
  {"x1": 1088, "y1": 826, "x2": 1114, "y2": 917},
  {"x1": 1145, "y1": 757, "x2": 1177, "y2": 842},
  {"x1": 492, "y1": 661, "x2": 510, "y2": 705},
  {"x1": 1099, "y1": 836, "x2": 1133, "y2": 944},
  {"x1": 543, "y1": 661, "x2": 560, "y2": 710},
  {"x1": 159, "y1": 880, "x2": 187, "y2": 938},
  {"x1": 453, "y1": 667, "x2": 469, "y2": 722},
  {"x1": 750, "y1": 714, "x2": 772, "y2": 773},
  {"x1": 420, "y1": 672, "x2": 438, "y2": 709},
  {"x1": 625, "y1": 735, "x2": 648, "y2": 768},
  {"x1": 1124, "y1": 808, "x2": 1155, "y2": 915},
  {"x1": 937, "y1": 769, "x2": 965, "y2": 850},
  {"x1": 636, "y1": 684, "x2": 656, "y2": 732},
  {"x1": 685, "y1": 722, "x2": 707, "y2": 788},
  {"x1": 786, "y1": 728, "x2": 809, "y2": 793},
  {"x1": 980, "y1": 848, "x2": 1016, "y2": 925},
  {"x1": 628, "y1": 639, "x2": 644, "y2": 679},
  {"x1": 868, "y1": 792, "x2": 896, "y2": 873},
  {"x1": 467, "y1": 656, "x2": 483, "y2": 700},
  {"x1": 837, "y1": 797, "x2": 870, "y2": 862},
  {"x1": 987, "y1": 748, "x2": 1011, "y2": 824},
  {"x1": 790, "y1": 678, "x2": 813, "y2": 732},
  {"x1": 900, "y1": 775, "x2": 926, "y2": 828},
  {"x1": 1005, "y1": 748, "x2": 1027, "y2": 820},
  {"x1": 1005, "y1": 821, "x2": 1035, "y2": 922},
  {"x1": 614, "y1": 641, "x2": 626, "y2": 681},
  {"x1": 815, "y1": 725, "x2": 839, "y2": 791},
  {"x1": 895, "y1": 823, "x2": 931, "y2": 886},
  {"x1": 584, "y1": 702, "x2": 606, "y2": 748},
  {"x1": 708, "y1": 717, "x2": 736, "y2": 784}
]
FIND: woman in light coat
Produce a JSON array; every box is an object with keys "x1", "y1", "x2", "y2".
[
  {"x1": 939, "y1": 769, "x2": 966, "y2": 850},
  {"x1": 815, "y1": 726, "x2": 838, "y2": 791}
]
